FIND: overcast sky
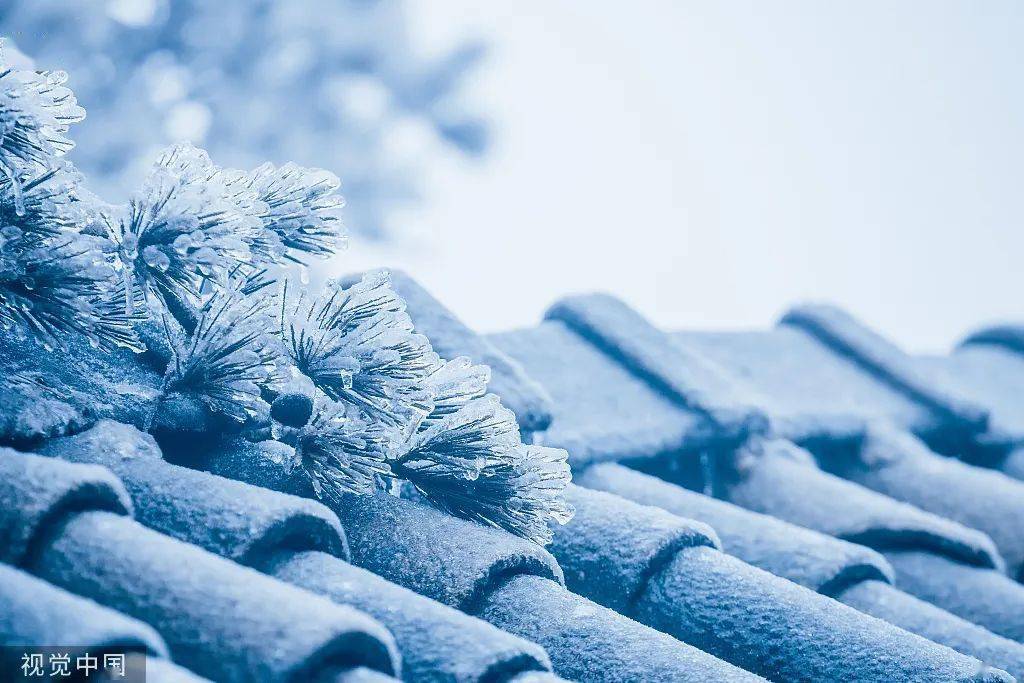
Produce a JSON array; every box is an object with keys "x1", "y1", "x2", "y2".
[{"x1": 331, "y1": 1, "x2": 1024, "y2": 353}]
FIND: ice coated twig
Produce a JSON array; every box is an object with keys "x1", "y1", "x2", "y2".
[
  {"x1": 292, "y1": 401, "x2": 394, "y2": 499},
  {"x1": 393, "y1": 394, "x2": 574, "y2": 545},
  {"x1": 163, "y1": 287, "x2": 278, "y2": 423},
  {"x1": 278, "y1": 272, "x2": 439, "y2": 433}
]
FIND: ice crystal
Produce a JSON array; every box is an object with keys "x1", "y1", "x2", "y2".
[
  {"x1": 164, "y1": 287, "x2": 278, "y2": 422},
  {"x1": 293, "y1": 401, "x2": 394, "y2": 500},
  {"x1": 223, "y1": 162, "x2": 345, "y2": 263},
  {"x1": 0, "y1": 167, "x2": 83, "y2": 242},
  {"x1": 0, "y1": 61, "x2": 84, "y2": 205},
  {"x1": 102, "y1": 144, "x2": 262, "y2": 315},
  {"x1": 279, "y1": 271, "x2": 438, "y2": 432},
  {"x1": 393, "y1": 394, "x2": 574, "y2": 545},
  {"x1": 0, "y1": 228, "x2": 142, "y2": 352},
  {"x1": 420, "y1": 356, "x2": 491, "y2": 430}
]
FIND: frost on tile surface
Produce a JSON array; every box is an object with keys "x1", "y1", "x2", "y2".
[{"x1": 0, "y1": 51, "x2": 571, "y2": 545}]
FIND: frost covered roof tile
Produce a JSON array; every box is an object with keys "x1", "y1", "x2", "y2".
[
  {"x1": 577, "y1": 462, "x2": 1024, "y2": 681},
  {"x1": 201, "y1": 436, "x2": 760, "y2": 682},
  {"x1": 0, "y1": 334, "x2": 162, "y2": 446},
  {"x1": 40, "y1": 420, "x2": 561, "y2": 683},
  {"x1": 576, "y1": 462, "x2": 894, "y2": 595},
  {"x1": 383, "y1": 276, "x2": 1024, "y2": 680},
  {"x1": 493, "y1": 321, "x2": 712, "y2": 467},
  {"x1": 0, "y1": 448, "x2": 399, "y2": 682},
  {"x1": 778, "y1": 304, "x2": 991, "y2": 437},
  {"x1": 9, "y1": 271, "x2": 1024, "y2": 682},
  {"x1": 0, "y1": 562, "x2": 167, "y2": 659},
  {"x1": 550, "y1": 477, "x2": 1010, "y2": 682},
  {"x1": 915, "y1": 326, "x2": 1024, "y2": 468},
  {"x1": 662, "y1": 305, "x2": 1024, "y2": 582},
  {"x1": 483, "y1": 293, "x2": 1024, "y2": 654}
]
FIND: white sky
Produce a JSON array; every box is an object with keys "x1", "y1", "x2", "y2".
[{"x1": 330, "y1": 1, "x2": 1024, "y2": 353}]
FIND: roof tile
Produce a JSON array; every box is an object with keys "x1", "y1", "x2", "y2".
[
  {"x1": 395, "y1": 276, "x2": 1024, "y2": 679},
  {"x1": 46, "y1": 423, "x2": 560, "y2": 683},
  {"x1": 0, "y1": 450, "x2": 399, "y2": 682},
  {"x1": 552, "y1": 464, "x2": 1006, "y2": 681},
  {"x1": 554, "y1": 484, "x2": 720, "y2": 613},
  {"x1": 850, "y1": 425, "x2": 1024, "y2": 580},
  {"x1": 886, "y1": 550, "x2": 1024, "y2": 644},
  {"x1": 270, "y1": 551, "x2": 555, "y2": 683},
  {"x1": 491, "y1": 322, "x2": 711, "y2": 467},
  {"x1": 0, "y1": 447, "x2": 132, "y2": 566},
  {"x1": 838, "y1": 578, "x2": 1024, "y2": 681},
  {"x1": 580, "y1": 463, "x2": 1024, "y2": 680},
  {"x1": 640, "y1": 544, "x2": 1010, "y2": 682},
  {"x1": 577, "y1": 462, "x2": 893, "y2": 594},
  {"x1": 306, "y1": 483, "x2": 564, "y2": 614},
  {"x1": 714, "y1": 438, "x2": 1003, "y2": 571},
  {"x1": 202, "y1": 437, "x2": 761, "y2": 681},
  {"x1": 917, "y1": 336, "x2": 1024, "y2": 457},
  {"x1": 477, "y1": 573, "x2": 761, "y2": 682},
  {"x1": 675, "y1": 327, "x2": 932, "y2": 441},
  {"x1": 40, "y1": 421, "x2": 350, "y2": 567},
  {"x1": 0, "y1": 334, "x2": 162, "y2": 445},
  {"x1": 144, "y1": 656, "x2": 213, "y2": 682},
  {"x1": 780, "y1": 304, "x2": 990, "y2": 434},
  {"x1": 30, "y1": 509, "x2": 398, "y2": 682},
  {"x1": 546, "y1": 293, "x2": 768, "y2": 441},
  {"x1": 0, "y1": 562, "x2": 167, "y2": 656},
  {"x1": 668, "y1": 311, "x2": 1024, "y2": 582}
]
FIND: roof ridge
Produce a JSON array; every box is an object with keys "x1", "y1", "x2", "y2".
[
  {"x1": 545, "y1": 293, "x2": 769, "y2": 442},
  {"x1": 960, "y1": 324, "x2": 1024, "y2": 357},
  {"x1": 780, "y1": 304, "x2": 990, "y2": 435}
]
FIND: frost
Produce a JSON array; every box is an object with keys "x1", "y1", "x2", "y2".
[
  {"x1": 293, "y1": 401, "x2": 394, "y2": 500},
  {"x1": 393, "y1": 394, "x2": 574, "y2": 545},
  {"x1": 278, "y1": 271, "x2": 439, "y2": 433},
  {"x1": 164, "y1": 287, "x2": 278, "y2": 422},
  {"x1": 0, "y1": 62, "x2": 84, "y2": 200}
]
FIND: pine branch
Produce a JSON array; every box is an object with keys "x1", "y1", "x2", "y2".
[
  {"x1": 0, "y1": 51, "x2": 572, "y2": 548},
  {"x1": 223, "y1": 162, "x2": 346, "y2": 263},
  {"x1": 292, "y1": 401, "x2": 395, "y2": 500},
  {"x1": 164, "y1": 286, "x2": 279, "y2": 422},
  {"x1": 419, "y1": 356, "x2": 490, "y2": 430},
  {"x1": 0, "y1": 229, "x2": 143, "y2": 352},
  {"x1": 278, "y1": 271, "x2": 439, "y2": 433},
  {"x1": 102, "y1": 144, "x2": 263, "y2": 325},
  {"x1": 0, "y1": 63, "x2": 84, "y2": 206},
  {"x1": 393, "y1": 394, "x2": 574, "y2": 545},
  {"x1": 0, "y1": 166, "x2": 83, "y2": 243}
]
